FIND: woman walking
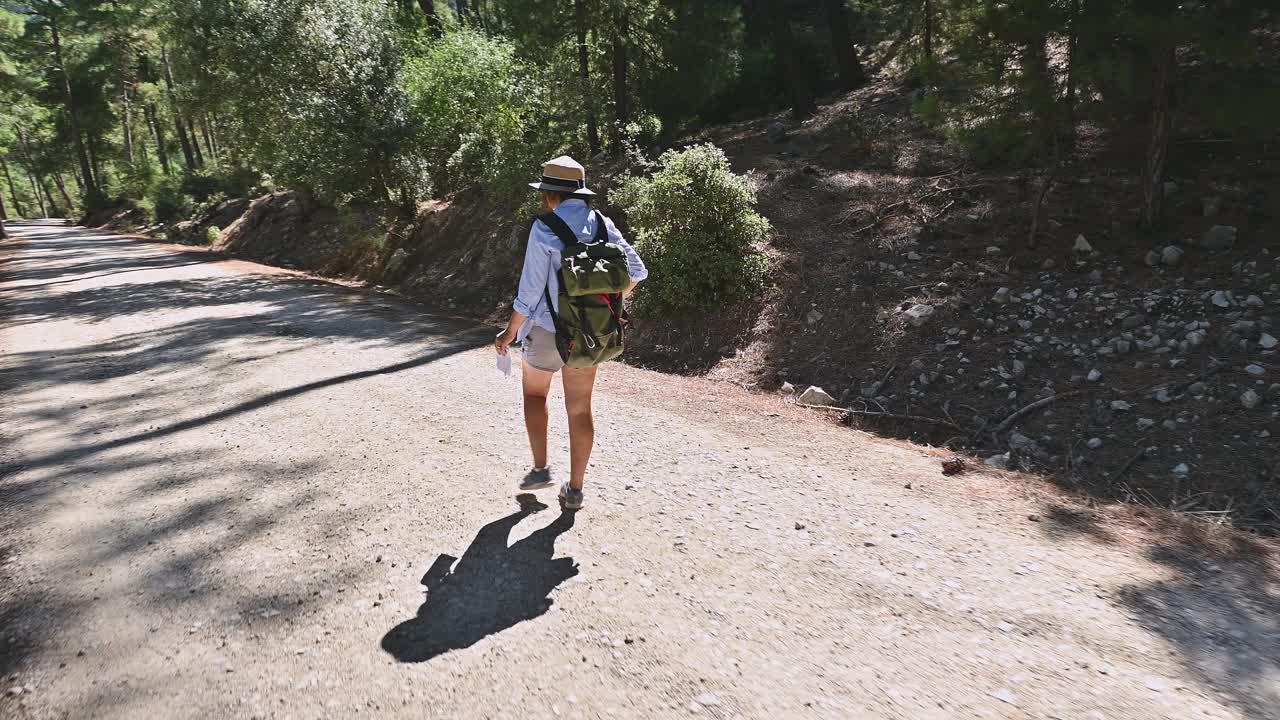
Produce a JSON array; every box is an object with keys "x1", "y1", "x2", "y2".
[{"x1": 494, "y1": 156, "x2": 647, "y2": 510}]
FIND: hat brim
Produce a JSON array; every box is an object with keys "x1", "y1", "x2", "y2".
[{"x1": 528, "y1": 181, "x2": 595, "y2": 196}]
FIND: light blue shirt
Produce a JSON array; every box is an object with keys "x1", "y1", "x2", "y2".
[{"x1": 513, "y1": 199, "x2": 648, "y2": 342}]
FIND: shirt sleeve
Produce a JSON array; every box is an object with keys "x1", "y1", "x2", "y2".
[
  {"x1": 604, "y1": 215, "x2": 648, "y2": 283},
  {"x1": 513, "y1": 223, "x2": 551, "y2": 317}
]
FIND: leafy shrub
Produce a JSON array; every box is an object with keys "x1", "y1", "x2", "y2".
[
  {"x1": 403, "y1": 29, "x2": 554, "y2": 197},
  {"x1": 205, "y1": 226, "x2": 221, "y2": 245},
  {"x1": 613, "y1": 143, "x2": 770, "y2": 314},
  {"x1": 151, "y1": 176, "x2": 194, "y2": 223}
]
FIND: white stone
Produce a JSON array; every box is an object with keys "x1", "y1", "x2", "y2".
[
  {"x1": 1246, "y1": 364, "x2": 1265, "y2": 376},
  {"x1": 1260, "y1": 334, "x2": 1278, "y2": 350},
  {"x1": 1212, "y1": 291, "x2": 1231, "y2": 308},
  {"x1": 797, "y1": 386, "x2": 837, "y2": 407},
  {"x1": 1110, "y1": 400, "x2": 1132, "y2": 412},
  {"x1": 1087, "y1": 369, "x2": 1102, "y2": 382},
  {"x1": 1172, "y1": 463, "x2": 1191, "y2": 476},
  {"x1": 904, "y1": 304, "x2": 936, "y2": 327},
  {"x1": 1087, "y1": 438, "x2": 1103, "y2": 449}
]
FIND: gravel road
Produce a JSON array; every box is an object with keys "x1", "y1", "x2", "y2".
[{"x1": 1, "y1": 220, "x2": 1277, "y2": 719}]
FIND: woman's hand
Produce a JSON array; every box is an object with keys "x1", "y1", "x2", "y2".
[{"x1": 495, "y1": 328, "x2": 517, "y2": 356}]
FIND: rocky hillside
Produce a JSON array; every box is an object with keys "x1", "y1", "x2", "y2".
[{"x1": 91, "y1": 80, "x2": 1279, "y2": 530}]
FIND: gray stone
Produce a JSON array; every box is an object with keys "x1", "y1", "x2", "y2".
[
  {"x1": 1161, "y1": 246, "x2": 1184, "y2": 267},
  {"x1": 1201, "y1": 225, "x2": 1237, "y2": 251},
  {"x1": 904, "y1": 304, "x2": 936, "y2": 327},
  {"x1": 1009, "y1": 432, "x2": 1041, "y2": 454},
  {"x1": 992, "y1": 287, "x2": 1011, "y2": 304},
  {"x1": 766, "y1": 122, "x2": 789, "y2": 143},
  {"x1": 1111, "y1": 400, "x2": 1133, "y2": 412},
  {"x1": 1202, "y1": 196, "x2": 1223, "y2": 218},
  {"x1": 1189, "y1": 382, "x2": 1208, "y2": 396},
  {"x1": 1088, "y1": 270, "x2": 1103, "y2": 283},
  {"x1": 1172, "y1": 463, "x2": 1191, "y2": 477},
  {"x1": 984, "y1": 453, "x2": 1011, "y2": 469},
  {"x1": 1011, "y1": 360, "x2": 1026, "y2": 378},
  {"x1": 1087, "y1": 369, "x2": 1102, "y2": 382},
  {"x1": 382, "y1": 248, "x2": 410, "y2": 278},
  {"x1": 1144, "y1": 250, "x2": 1161, "y2": 267},
  {"x1": 1086, "y1": 438, "x2": 1103, "y2": 449},
  {"x1": 780, "y1": 381, "x2": 795, "y2": 394},
  {"x1": 1041, "y1": 258, "x2": 1056, "y2": 270},
  {"x1": 1137, "y1": 418, "x2": 1155, "y2": 431},
  {"x1": 1212, "y1": 291, "x2": 1231, "y2": 308},
  {"x1": 1261, "y1": 334, "x2": 1278, "y2": 350},
  {"x1": 1154, "y1": 388, "x2": 1172, "y2": 403},
  {"x1": 906, "y1": 251, "x2": 922, "y2": 261},
  {"x1": 1246, "y1": 364, "x2": 1266, "y2": 375},
  {"x1": 806, "y1": 309, "x2": 824, "y2": 325},
  {"x1": 986, "y1": 246, "x2": 1003, "y2": 256},
  {"x1": 1073, "y1": 234, "x2": 1093, "y2": 253},
  {"x1": 1241, "y1": 389, "x2": 1262, "y2": 409},
  {"x1": 797, "y1": 386, "x2": 837, "y2": 407},
  {"x1": 1122, "y1": 315, "x2": 1146, "y2": 330},
  {"x1": 1269, "y1": 384, "x2": 1280, "y2": 400},
  {"x1": 1185, "y1": 330, "x2": 1207, "y2": 346},
  {"x1": 1245, "y1": 295, "x2": 1265, "y2": 307}
]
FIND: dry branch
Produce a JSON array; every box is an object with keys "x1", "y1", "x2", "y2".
[{"x1": 990, "y1": 391, "x2": 1082, "y2": 436}]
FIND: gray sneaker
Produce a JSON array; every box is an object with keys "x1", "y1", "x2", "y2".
[
  {"x1": 558, "y1": 482, "x2": 584, "y2": 510},
  {"x1": 519, "y1": 467, "x2": 555, "y2": 491}
]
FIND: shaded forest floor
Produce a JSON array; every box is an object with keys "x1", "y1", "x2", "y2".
[{"x1": 88, "y1": 79, "x2": 1280, "y2": 532}]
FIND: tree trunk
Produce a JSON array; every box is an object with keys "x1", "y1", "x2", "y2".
[
  {"x1": 1140, "y1": 45, "x2": 1175, "y2": 232},
  {"x1": 53, "y1": 171, "x2": 75, "y2": 212},
  {"x1": 1060, "y1": 0, "x2": 1081, "y2": 152},
  {"x1": 1, "y1": 157, "x2": 24, "y2": 218},
  {"x1": 741, "y1": 0, "x2": 767, "y2": 47},
  {"x1": 768, "y1": 0, "x2": 816, "y2": 119},
  {"x1": 455, "y1": 0, "x2": 467, "y2": 22},
  {"x1": 0, "y1": 183, "x2": 8, "y2": 222},
  {"x1": 39, "y1": 176, "x2": 58, "y2": 216},
  {"x1": 49, "y1": 18, "x2": 101, "y2": 204},
  {"x1": 923, "y1": 0, "x2": 934, "y2": 64},
  {"x1": 121, "y1": 77, "x2": 135, "y2": 169},
  {"x1": 162, "y1": 48, "x2": 197, "y2": 170},
  {"x1": 29, "y1": 170, "x2": 48, "y2": 218},
  {"x1": 575, "y1": 0, "x2": 600, "y2": 155},
  {"x1": 88, "y1": 134, "x2": 104, "y2": 190},
  {"x1": 189, "y1": 119, "x2": 206, "y2": 168},
  {"x1": 825, "y1": 0, "x2": 866, "y2": 90},
  {"x1": 416, "y1": 0, "x2": 443, "y2": 36},
  {"x1": 146, "y1": 104, "x2": 172, "y2": 176},
  {"x1": 200, "y1": 115, "x2": 217, "y2": 163},
  {"x1": 611, "y1": 6, "x2": 630, "y2": 154}
]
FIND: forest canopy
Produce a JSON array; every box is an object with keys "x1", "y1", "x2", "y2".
[{"x1": 0, "y1": 0, "x2": 1275, "y2": 233}]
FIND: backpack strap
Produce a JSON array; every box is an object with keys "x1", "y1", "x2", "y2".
[
  {"x1": 591, "y1": 211, "x2": 607, "y2": 243},
  {"x1": 536, "y1": 212, "x2": 579, "y2": 247}
]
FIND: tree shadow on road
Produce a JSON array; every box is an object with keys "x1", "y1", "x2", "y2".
[
  {"x1": 1041, "y1": 505, "x2": 1280, "y2": 720},
  {"x1": 382, "y1": 494, "x2": 578, "y2": 663}
]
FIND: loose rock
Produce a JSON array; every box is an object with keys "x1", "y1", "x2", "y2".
[
  {"x1": 1260, "y1": 334, "x2": 1278, "y2": 350},
  {"x1": 904, "y1": 304, "x2": 936, "y2": 327},
  {"x1": 798, "y1": 386, "x2": 837, "y2": 407},
  {"x1": 1160, "y1": 246, "x2": 1184, "y2": 267},
  {"x1": 1241, "y1": 390, "x2": 1262, "y2": 409},
  {"x1": 1073, "y1": 235, "x2": 1093, "y2": 253},
  {"x1": 1201, "y1": 225, "x2": 1238, "y2": 251}
]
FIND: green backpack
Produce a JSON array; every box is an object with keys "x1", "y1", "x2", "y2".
[{"x1": 537, "y1": 210, "x2": 631, "y2": 368}]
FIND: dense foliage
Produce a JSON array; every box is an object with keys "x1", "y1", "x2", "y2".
[
  {"x1": 0, "y1": 0, "x2": 1275, "y2": 241},
  {"x1": 614, "y1": 144, "x2": 770, "y2": 313}
]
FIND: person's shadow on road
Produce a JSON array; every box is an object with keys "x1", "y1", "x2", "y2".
[{"x1": 381, "y1": 494, "x2": 578, "y2": 662}]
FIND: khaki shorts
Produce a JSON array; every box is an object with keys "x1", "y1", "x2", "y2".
[{"x1": 522, "y1": 326, "x2": 565, "y2": 373}]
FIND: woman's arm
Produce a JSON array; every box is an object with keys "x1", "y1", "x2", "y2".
[{"x1": 497, "y1": 225, "x2": 549, "y2": 354}]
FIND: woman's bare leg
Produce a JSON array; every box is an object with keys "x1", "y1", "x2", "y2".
[
  {"x1": 561, "y1": 366, "x2": 598, "y2": 490},
  {"x1": 522, "y1": 363, "x2": 555, "y2": 468}
]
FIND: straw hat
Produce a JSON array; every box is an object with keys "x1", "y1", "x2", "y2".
[{"x1": 528, "y1": 155, "x2": 595, "y2": 196}]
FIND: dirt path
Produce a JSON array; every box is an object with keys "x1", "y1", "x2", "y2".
[{"x1": 1, "y1": 220, "x2": 1276, "y2": 720}]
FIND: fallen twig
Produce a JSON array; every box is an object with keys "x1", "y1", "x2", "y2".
[
  {"x1": 1114, "y1": 447, "x2": 1149, "y2": 481},
  {"x1": 990, "y1": 391, "x2": 1083, "y2": 436},
  {"x1": 796, "y1": 403, "x2": 967, "y2": 433}
]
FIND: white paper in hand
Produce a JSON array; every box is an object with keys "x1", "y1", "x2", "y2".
[{"x1": 496, "y1": 349, "x2": 513, "y2": 378}]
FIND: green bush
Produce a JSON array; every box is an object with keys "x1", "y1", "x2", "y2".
[
  {"x1": 205, "y1": 225, "x2": 221, "y2": 244},
  {"x1": 151, "y1": 176, "x2": 195, "y2": 223},
  {"x1": 403, "y1": 29, "x2": 554, "y2": 197},
  {"x1": 613, "y1": 143, "x2": 770, "y2": 314}
]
